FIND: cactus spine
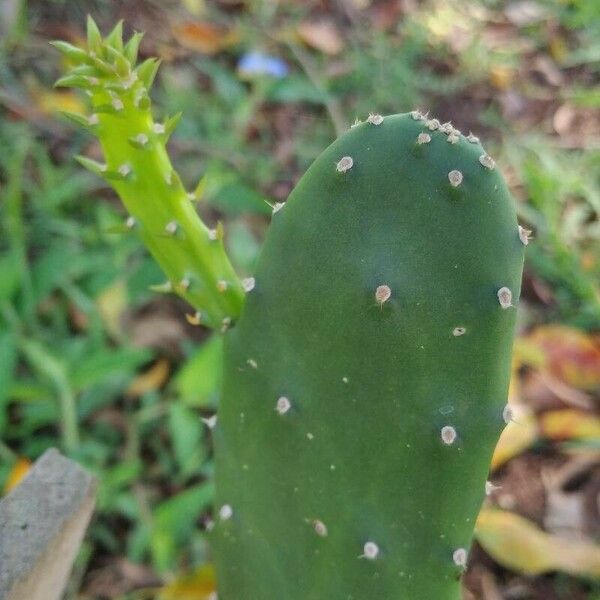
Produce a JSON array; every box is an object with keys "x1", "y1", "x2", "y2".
[
  {"x1": 213, "y1": 113, "x2": 524, "y2": 598},
  {"x1": 55, "y1": 24, "x2": 525, "y2": 599}
]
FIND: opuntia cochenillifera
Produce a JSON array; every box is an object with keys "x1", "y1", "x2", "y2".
[
  {"x1": 213, "y1": 113, "x2": 524, "y2": 598},
  {"x1": 54, "y1": 23, "x2": 525, "y2": 599}
]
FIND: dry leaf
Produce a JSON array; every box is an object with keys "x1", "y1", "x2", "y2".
[
  {"x1": 159, "y1": 564, "x2": 216, "y2": 600},
  {"x1": 526, "y1": 325, "x2": 600, "y2": 391},
  {"x1": 172, "y1": 21, "x2": 238, "y2": 55},
  {"x1": 126, "y1": 358, "x2": 171, "y2": 398},
  {"x1": 3, "y1": 458, "x2": 31, "y2": 494},
  {"x1": 476, "y1": 508, "x2": 600, "y2": 577},
  {"x1": 297, "y1": 21, "x2": 344, "y2": 55},
  {"x1": 491, "y1": 412, "x2": 538, "y2": 471}
]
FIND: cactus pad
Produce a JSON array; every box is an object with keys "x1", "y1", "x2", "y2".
[{"x1": 213, "y1": 113, "x2": 524, "y2": 599}]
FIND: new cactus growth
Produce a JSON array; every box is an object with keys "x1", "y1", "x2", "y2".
[
  {"x1": 52, "y1": 18, "x2": 244, "y2": 330},
  {"x1": 54, "y1": 23, "x2": 525, "y2": 599}
]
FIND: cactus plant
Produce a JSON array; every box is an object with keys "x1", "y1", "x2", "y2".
[{"x1": 54, "y1": 21, "x2": 525, "y2": 599}]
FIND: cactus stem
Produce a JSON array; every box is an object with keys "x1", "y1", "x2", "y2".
[
  {"x1": 336, "y1": 156, "x2": 354, "y2": 173},
  {"x1": 497, "y1": 287, "x2": 513, "y2": 309},
  {"x1": 219, "y1": 504, "x2": 233, "y2": 520},
  {"x1": 448, "y1": 170, "x2": 463, "y2": 187},
  {"x1": 518, "y1": 225, "x2": 532, "y2": 245},
  {"x1": 417, "y1": 133, "x2": 431, "y2": 145},
  {"x1": 276, "y1": 396, "x2": 292, "y2": 415},
  {"x1": 367, "y1": 113, "x2": 384, "y2": 125},
  {"x1": 440, "y1": 425, "x2": 457, "y2": 445},
  {"x1": 452, "y1": 548, "x2": 468, "y2": 568},
  {"x1": 479, "y1": 154, "x2": 496, "y2": 170},
  {"x1": 375, "y1": 284, "x2": 391, "y2": 306},
  {"x1": 203, "y1": 415, "x2": 218, "y2": 429},
  {"x1": 361, "y1": 541, "x2": 380, "y2": 560},
  {"x1": 242, "y1": 277, "x2": 256, "y2": 293},
  {"x1": 452, "y1": 326, "x2": 466, "y2": 337}
]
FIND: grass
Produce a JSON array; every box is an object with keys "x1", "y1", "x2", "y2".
[{"x1": 0, "y1": 0, "x2": 599, "y2": 597}]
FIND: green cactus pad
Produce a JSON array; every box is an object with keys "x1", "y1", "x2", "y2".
[{"x1": 213, "y1": 113, "x2": 524, "y2": 599}]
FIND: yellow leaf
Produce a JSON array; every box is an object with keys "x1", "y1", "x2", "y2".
[
  {"x1": 4, "y1": 458, "x2": 31, "y2": 494},
  {"x1": 36, "y1": 90, "x2": 87, "y2": 116},
  {"x1": 126, "y1": 359, "x2": 171, "y2": 398},
  {"x1": 490, "y1": 412, "x2": 538, "y2": 471},
  {"x1": 476, "y1": 508, "x2": 600, "y2": 577},
  {"x1": 159, "y1": 564, "x2": 216, "y2": 600},
  {"x1": 297, "y1": 21, "x2": 344, "y2": 55},
  {"x1": 540, "y1": 409, "x2": 600, "y2": 442},
  {"x1": 96, "y1": 279, "x2": 128, "y2": 340},
  {"x1": 489, "y1": 66, "x2": 515, "y2": 91}
]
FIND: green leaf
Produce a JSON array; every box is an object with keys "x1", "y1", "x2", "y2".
[
  {"x1": 168, "y1": 403, "x2": 205, "y2": 478},
  {"x1": 172, "y1": 336, "x2": 223, "y2": 407},
  {"x1": 0, "y1": 331, "x2": 17, "y2": 433},
  {"x1": 152, "y1": 482, "x2": 214, "y2": 572}
]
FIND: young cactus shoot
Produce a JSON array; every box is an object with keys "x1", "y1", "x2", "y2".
[{"x1": 52, "y1": 18, "x2": 244, "y2": 330}]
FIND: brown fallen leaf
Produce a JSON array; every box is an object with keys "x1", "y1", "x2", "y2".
[
  {"x1": 526, "y1": 325, "x2": 600, "y2": 391},
  {"x1": 476, "y1": 507, "x2": 600, "y2": 577},
  {"x1": 172, "y1": 21, "x2": 238, "y2": 55},
  {"x1": 297, "y1": 21, "x2": 344, "y2": 55}
]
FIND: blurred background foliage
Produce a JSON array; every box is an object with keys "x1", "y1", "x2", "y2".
[{"x1": 0, "y1": 0, "x2": 599, "y2": 598}]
